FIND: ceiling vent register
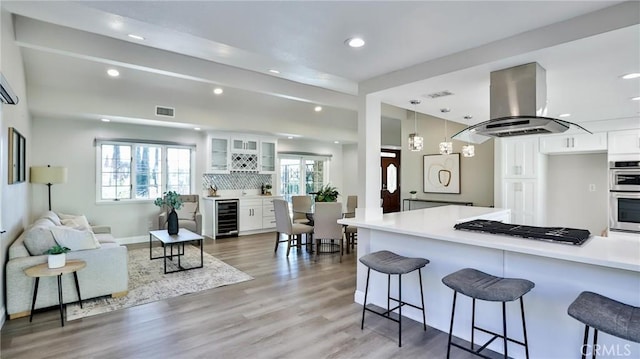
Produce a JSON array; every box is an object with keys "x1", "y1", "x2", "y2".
[{"x1": 155, "y1": 106, "x2": 175, "y2": 118}]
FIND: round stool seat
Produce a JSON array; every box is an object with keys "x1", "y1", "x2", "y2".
[
  {"x1": 568, "y1": 291, "x2": 640, "y2": 343},
  {"x1": 442, "y1": 268, "x2": 535, "y2": 302},
  {"x1": 359, "y1": 250, "x2": 429, "y2": 274}
]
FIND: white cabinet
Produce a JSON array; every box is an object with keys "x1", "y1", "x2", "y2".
[
  {"x1": 539, "y1": 132, "x2": 607, "y2": 155},
  {"x1": 501, "y1": 138, "x2": 539, "y2": 178},
  {"x1": 207, "y1": 136, "x2": 230, "y2": 173},
  {"x1": 239, "y1": 197, "x2": 281, "y2": 233},
  {"x1": 262, "y1": 197, "x2": 278, "y2": 229},
  {"x1": 503, "y1": 180, "x2": 538, "y2": 225},
  {"x1": 260, "y1": 140, "x2": 277, "y2": 173},
  {"x1": 608, "y1": 129, "x2": 640, "y2": 154},
  {"x1": 231, "y1": 138, "x2": 258, "y2": 153},
  {"x1": 495, "y1": 137, "x2": 546, "y2": 226},
  {"x1": 239, "y1": 199, "x2": 263, "y2": 232}
]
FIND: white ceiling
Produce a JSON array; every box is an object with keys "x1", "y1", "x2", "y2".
[{"x1": 2, "y1": 1, "x2": 639, "y2": 142}]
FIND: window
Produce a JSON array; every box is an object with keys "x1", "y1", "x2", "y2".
[
  {"x1": 279, "y1": 155, "x2": 328, "y2": 202},
  {"x1": 98, "y1": 141, "x2": 193, "y2": 201}
]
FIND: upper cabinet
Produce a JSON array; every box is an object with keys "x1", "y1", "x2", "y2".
[
  {"x1": 231, "y1": 138, "x2": 259, "y2": 153},
  {"x1": 207, "y1": 136, "x2": 230, "y2": 173},
  {"x1": 539, "y1": 132, "x2": 607, "y2": 155},
  {"x1": 608, "y1": 129, "x2": 640, "y2": 154},
  {"x1": 260, "y1": 140, "x2": 277, "y2": 173},
  {"x1": 501, "y1": 137, "x2": 539, "y2": 178},
  {"x1": 206, "y1": 132, "x2": 276, "y2": 174}
]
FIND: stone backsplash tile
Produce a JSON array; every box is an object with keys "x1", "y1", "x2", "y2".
[{"x1": 203, "y1": 173, "x2": 272, "y2": 190}]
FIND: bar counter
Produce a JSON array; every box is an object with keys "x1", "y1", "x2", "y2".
[{"x1": 339, "y1": 205, "x2": 640, "y2": 358}]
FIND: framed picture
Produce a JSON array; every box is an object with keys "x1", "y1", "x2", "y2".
[
  {"x1": 423, "y1": 153, "x2": 460, "y2": 194},
  {"x1": 8, "y1": 127, "x2": 26, "y2": 184}
]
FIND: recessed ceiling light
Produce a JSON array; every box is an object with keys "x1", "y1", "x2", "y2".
[
  {"x1": 269, "y1": 69, "x2": 280, "y2": 74},
  {"x1": 314, "y1": 106, "x2": 322, "y2": 112},
  {"x1": 213, "y1": 88, "x2": 223, "y2": 95},
  {"x1": 194, "y1": 127, "x2": 201, "y2": 131},
  {"x1": 632, "y1": 96, "x2": 640, "y2": 101},
  {"x1": 101, "y1": 118, "x2": 110, "y2": 122},
  {"x1": 334, "y1": 141, "x2": 340, "y2": 144},
  {"x1": 287, "y1": 136, "x2": 293, "y2": 140},
  {"x1": 107, "y1": 69, "x2": 120, "y2": 77},
  {"x1": 559, "y1": 113, "x2": 571, "y2": 118},
  {"x1": 128, "y1": 34, "x2": 145, "y2": 40},
  {"x1": 622, "y1": 73, "x2": 640, "y2": 79},
  {"x1": 345, "y1": 37, "x2": 365, "y2": 48}
]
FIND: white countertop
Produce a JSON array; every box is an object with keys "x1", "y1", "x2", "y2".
[
  {"x1": 202, "y1": 194, "x2": 281, "y2": 200},
  {"x1": 338, "y1": 205, "x2": 640, "y2": 272}
]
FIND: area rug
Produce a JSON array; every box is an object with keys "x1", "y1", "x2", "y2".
[{"x1": 66, "y1": 246, "x2": 253, "y2": 320}]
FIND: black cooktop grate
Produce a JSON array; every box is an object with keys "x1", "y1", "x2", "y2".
[{"x1": 454, "y1": 220, "x2": 591, "y2": 246}]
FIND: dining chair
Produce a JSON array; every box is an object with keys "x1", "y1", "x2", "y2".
[
  {"x1": 273, "y1": 199, "x2": 313, "y2": 256},
  {"x1": 344, "y1": 195, "x2": 357, "y2": 253},
  {"x1": 291, "y1": 195, "x2": 313, "y2": 224},
  {"x1": 313, "y1": 202, "x2": 344, "y2": 262}
]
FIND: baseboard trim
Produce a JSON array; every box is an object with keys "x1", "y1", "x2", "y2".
[{"x1": 117, "y1": 235, "x2": 147, "y2": 245}]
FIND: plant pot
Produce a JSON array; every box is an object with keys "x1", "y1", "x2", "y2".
[
  {"x1": 48, "y1": 253, "x2": 66, "y2": 269},
  {"x1": 410, "y1": 193, "x2": 417, "y2": 199},
  {"x1": 167, "y1": 208, "x2": 179, "y2": 235}
]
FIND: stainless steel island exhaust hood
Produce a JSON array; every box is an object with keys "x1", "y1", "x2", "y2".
[{"x1": 452, "y1": 62, "x2": 590, "y2": 143}]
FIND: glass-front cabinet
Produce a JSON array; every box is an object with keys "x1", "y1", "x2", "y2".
[
  {"x1": 231, "y1": 138, "x2": 258, "y2": 153},
  {"x1": 260, "y1": 140, "x2": 276, "y2": 173},
  {"x1": 208, "y1": 136, "x2": 230, "y2": 173}
]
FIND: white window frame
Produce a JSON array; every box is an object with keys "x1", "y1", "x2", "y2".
[
  {"x1": 96, "y1": 140, "x2": 195, "y2": 203},
  {"x1": 278, "y1": 154, "x2": 330, "y2": 202}
]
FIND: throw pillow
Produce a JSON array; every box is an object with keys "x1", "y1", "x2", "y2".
[
  {"x1": 176, "y1": 202, "x2": 197, "y2": 220},
  {"x1": 50, "y1": 226, "x2": 101, "y2": 251},
  {"x1": 23, "y1": 220, "x2": 58, "y2": 255},
  {"x1": 61, "y1": 215, "x2": 92, "y2": 231},
  {"x1": 41, "y1": 211, "x2": 62, "y2": 226}
]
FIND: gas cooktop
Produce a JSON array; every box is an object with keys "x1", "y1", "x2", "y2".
[{"x1": 454, "y1": 220, "x2": 591, "y2": 246}]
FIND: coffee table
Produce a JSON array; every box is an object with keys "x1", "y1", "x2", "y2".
[
  {"x1": 149, "y1": 229, "x2": 204, "y2": 274},
  {"x1": 24, "y1": 260, "x2": 86, "y2": 327}
]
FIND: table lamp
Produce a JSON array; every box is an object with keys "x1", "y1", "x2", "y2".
[{"x1": 30, "y1": 165, "x2": 67, "y2": 211}]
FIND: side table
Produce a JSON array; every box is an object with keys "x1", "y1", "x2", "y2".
[{"x1": 24, "y1": 259, "x2": 86, "y2": 327}]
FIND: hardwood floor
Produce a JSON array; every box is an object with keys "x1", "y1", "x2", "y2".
[{"x1": 1, "y1": 232, "x2": 501, "y2": 358}]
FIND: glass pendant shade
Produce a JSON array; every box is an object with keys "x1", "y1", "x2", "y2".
[
  {"x1": 408, "y1": 99, "x2": 423, "y2": 152},
  {"x1": 409, "y1": 133, "x2": 423, "y2": 151},
  {"x1": 439, "y1": 141, "x2": 453, "y2": 155},
  {"x1": 462, "y1": 144, "x2": 475, "y2": 157}
]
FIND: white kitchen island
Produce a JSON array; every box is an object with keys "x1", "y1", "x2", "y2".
[{"x1": 339, "y1": 205, "x2": 640, "y2": 358}]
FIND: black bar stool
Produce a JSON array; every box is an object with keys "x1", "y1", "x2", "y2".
[
  {"x1": 568, "y1": 291, "x2": 640, "y2": 359},
  {"x1": 442, "y1": 268, "x2": 535, "y2": 359},
  {"x1": 359, "y1": 250, "x2": 430, "y2": 347}
]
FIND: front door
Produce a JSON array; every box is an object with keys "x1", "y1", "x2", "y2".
[{"x1": 381, "y1": 149, "x2": 401, "y2": 213}]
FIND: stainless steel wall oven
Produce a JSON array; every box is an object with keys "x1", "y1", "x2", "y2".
[{"x1": 609, "y1": 161, "x2": 640, "y2": 233}]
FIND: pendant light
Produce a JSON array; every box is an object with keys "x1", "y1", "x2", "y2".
[
  {"x1": 408, "y1": 100, "x2": 423, "y2": 151},
  {"x1": 439, "y1": 108, "x2": 453, "y2": 155},
  {"x1": 462, "y1": 115, "x2": 475, "y2": 157}
]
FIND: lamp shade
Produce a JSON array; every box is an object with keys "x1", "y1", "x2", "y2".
[{"x1": 30, "y1": 166, "x2": 67, "y2": 184}]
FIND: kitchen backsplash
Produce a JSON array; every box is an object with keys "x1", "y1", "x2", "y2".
[{"x1": 203, "y1": 173, "x2": 273, "y2": 190}]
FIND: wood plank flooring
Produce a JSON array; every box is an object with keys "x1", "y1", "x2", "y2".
[{"x1": 1, "y1": 232, "x2": 501, "y2": 358}]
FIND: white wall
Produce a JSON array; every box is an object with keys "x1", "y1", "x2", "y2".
[
  {"x1": 31, "y1": 118, "x2": 207, "y2": 238},
  {"x1": 1, "y1": 9, "x2": 32, "y2": 324},
  {"x1": 546, "y1": 153, "x2": 608, "y2": 235},
  {"x1": 341, "y1": 143, "x2": 358, "y2": 198},
  {"x1": 276, "y1": 138, "x2": 345, "y2": 200},
  {"x1": 401, "y1": 111, "x2": 495, "y2": 207}
]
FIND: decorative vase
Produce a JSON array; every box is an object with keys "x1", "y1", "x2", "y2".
[
  {"x1": 48, "y1": 253, "x2": 66, "y2": 269},
  {"x1": 410, "y1": 193, "x2": 417, "y2": 199},
  {"x1": 167, "y1": 208, "x2": 179, "y2": 235}
]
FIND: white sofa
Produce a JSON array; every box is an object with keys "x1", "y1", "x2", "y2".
[{"x1": 6, "y1": 211, "x2": 128, "y2": 319}]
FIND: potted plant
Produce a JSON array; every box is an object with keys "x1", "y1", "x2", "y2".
[
  {"x1": 315, "y1": 184, "x2": 339, "y2": 202},
  {"x1": 44, "y1": 244, "x2": 71, "y2": 269},
  {"x1": 264, "y1": 183, "x2": 272, "y2": 195},
  {"x1": 410, "y1": 190, "x2": 418, "y2": 199},
  {"x1": 154, "y1": 191, "x2": 183, "y2": 235}
]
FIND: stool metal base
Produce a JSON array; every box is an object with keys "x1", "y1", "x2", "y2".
[
  {"x1": 580, "y1": 325, "x2": 598, "y2": 359},
  {"x1": 446, "y1": 291, "x2": 530, "y2": 359},
  {"x1": 360, "y1": 267, "x2": 427, "y2": 347}
]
